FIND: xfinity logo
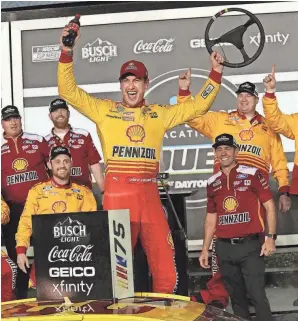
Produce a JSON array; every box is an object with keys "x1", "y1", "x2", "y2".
[
  {"x1": 134, "y1": 38, "x2": 174, "y2": 54},
  {"x1": 249, "y1": 32, "x2": 289, "y2": 46},
  {"x1": 82, "y1": 38, "x2": 118, "y2": 63},
  {"x1": 190, "y1": 32, "x2": 289, "y2": 48}
]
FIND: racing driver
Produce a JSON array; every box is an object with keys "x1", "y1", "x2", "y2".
[
  {"x1": 57, "y1": 25, "x2": 224, "y2": 294},
  {"x1": 16, "y1": 146, "x2": 97, "y2": 286}
]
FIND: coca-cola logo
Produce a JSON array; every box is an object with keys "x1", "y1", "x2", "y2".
[
  {"x1": 133, "y1": 38, "x2": 175, "y2": 54},
  {"x1": 48, "y1": 244, "x2": 93, "y2": 263}
]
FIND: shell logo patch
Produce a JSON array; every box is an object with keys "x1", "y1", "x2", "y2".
[
  {"x1": 239, "y1": 129, "x2": 254, "y2": 141},
  {"x1": 52, "y1": 201, "x2": 67, "y2": 213},
  {"x1": 12, "y1": 158, "x2": 28, "y2": 172},
  {"x1": 126, "y1": 125, "x2": 145, "y2": 143},
  {"x1": 223, "y1": 196, "x2": 239, "y2": 212}
]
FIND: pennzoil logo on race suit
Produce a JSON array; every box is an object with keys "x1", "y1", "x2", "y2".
[
  {"x1": 223, "y1": 196, "x2": 239, "y2": 212},
  {"x1": 126, "y1": 125, "x2": 145, "y2": 143},
  {"x1": 71, "y1": 167, "x2": 82, "y2": 177},
  {"x1": 52, "y1": 201, "x2": 67, "y2": 213},
  {"x1": 7, "y1": 171, "x2": 39, "y2": 186},
  {"x1": 219, "y1": 212, "x2": 251, "y2": 225},
  {"x1": 239, "y1": 129, "x2": 254, "y2": 141},
  {"x1": 237, "y1": 144, "x2": 262, "y2": 156},
  {"x1": 112, "y1": 146, "x2": 156, "y2": 160}
]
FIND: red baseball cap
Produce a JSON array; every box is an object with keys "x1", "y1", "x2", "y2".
[{"x1": 119, "y1": 60, "x2": 148, "y2": 80}]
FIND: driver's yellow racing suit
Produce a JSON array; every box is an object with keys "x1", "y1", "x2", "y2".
[
  {"x1": 15, "y1": 179, "x2": 97, "y2": 288},
  {"x1": 263, "y1": 92, "x2": 298, "y2": 195},
  {"x1": 58, "y1": 51, "x2": 222, "y2": 294}
]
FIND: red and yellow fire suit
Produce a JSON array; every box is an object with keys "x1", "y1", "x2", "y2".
[
  {"x1": 263, "y1": 93, "x2": 298, "y2": 195},
  {"x1": 178, "y1": 90, "x2": 289, "y2": 307},
  {"x1": 178, "y1": 91, "x2": 289, "y2": 192},
  {"x1": 2, "y1": 197, "x2": 17, "y2": 302},
  {"x1": 58, "y1": 51, "x2": 222, "y2": 294},
  {"x1": 16, "y1": 179, "x2": 97, "y2": 252},
  {"x1": 15, "y1": 179, "x2": 97, "y2": 288}
]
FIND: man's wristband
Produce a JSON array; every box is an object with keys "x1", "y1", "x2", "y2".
[{"x1": 267, "y1": 233, "x2": 277, "y2": 240}]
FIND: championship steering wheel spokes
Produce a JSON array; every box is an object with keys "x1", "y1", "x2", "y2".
[{"x1": 205, "y1": 8, "x2": 265, "y2": 68}]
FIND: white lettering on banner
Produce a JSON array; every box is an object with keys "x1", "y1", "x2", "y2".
[
  {"x1": 32, "y1": 45, "x2": 61, "y2": 62},
  {"x1": 53, "y1": 217, "x2": 87, "y2": 243},
  {"x1": 82, "y1": 38, "x2": 118, "y2": 63},
  {"x1": 134, "y1": 38, "x2": 175, "y2": 54},
  {"x1": 249, "y1": 32, "x2": 289, "y2": 46},
  {"x1": 190, "y1": 32, "x2": 289, "y2": 49},
  {"x1": 48, "y1": 244, "x2": 93, "y2": 263},
  {"x1": 52, "y1": 280, "x2": 94, "y2": 296},
  {"x1": 190, "y1": 38, "x2": 232, "y2": 48},
  {"x1": 49, "y1": 266, "x2": 95, "y2": 278},
  {"x1": 174, "y1": 180, "x2": 207, "y2": 189},
  {"x1": 55, "y1": 303, "x2": 94, "y2": 313}
]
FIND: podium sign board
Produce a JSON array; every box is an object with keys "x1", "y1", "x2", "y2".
[{"x1": 32, "y1": 210, "x2": 134, "y2": 301}]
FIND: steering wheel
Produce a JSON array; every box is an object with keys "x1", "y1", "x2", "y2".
[{"x1": 204, "y1": 8, "x2": 265, "y2": 68}]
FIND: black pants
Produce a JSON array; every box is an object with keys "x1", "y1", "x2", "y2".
[
  {"x1": 216, "y1": 236, "x2": 273, "y2": 321},
  {"x1": 2, "y1": 202, "x2": 29, "y2": 299}
]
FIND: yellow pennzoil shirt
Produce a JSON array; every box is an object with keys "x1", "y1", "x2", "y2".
[
  {"x1": 58, "y1": 53, "x2": 221, "y2": 177},
  {"x1": 178, "y1": 91, "x2": 290, "y2": 193},
  {"x1": 15, "y1": 180, "x2": 97, "y2": 254}
]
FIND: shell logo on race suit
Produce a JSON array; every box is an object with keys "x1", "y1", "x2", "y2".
[
  {"x1": 12, "y1": 158, "x2": 28, "y2": 172},
  {"x1": 126, "y1": 125, "x2": 146, "y2": 143},
  {"x1": 223, "y1": 196, "x2": 239, "y2": 212},
  {"x1": 52, "y1": 201, "x2": 67, "y2": 213},
  {"x1": 239, "y1": 129, "x2": 254, "y2": 141}
]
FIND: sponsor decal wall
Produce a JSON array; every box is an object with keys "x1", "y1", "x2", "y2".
[{"x1": 10, "y1": 3, "x2": 298, "y2": 244}]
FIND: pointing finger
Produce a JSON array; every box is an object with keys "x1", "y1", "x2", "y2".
[{"x1": 271, "y1": 64, "x2": 276, "y2": 76}]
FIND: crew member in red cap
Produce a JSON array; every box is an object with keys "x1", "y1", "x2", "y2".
[
  {"x1": 1, "y1": 105, "x2": 49, "y2": 299},
  {"x1": 57, "y1": 25, "x2": 224, "y2": 294}
]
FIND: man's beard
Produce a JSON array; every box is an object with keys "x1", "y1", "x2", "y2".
[
  {"x1": 53, "y1": 118, "x2": 69, "y2": 129},
  {"x1": 53, "y1": 169, "x2": 70, "y2": 181}
]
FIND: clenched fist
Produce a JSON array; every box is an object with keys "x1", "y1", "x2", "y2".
[
  {"x1": 60, "y1": 25, "x2": 81, "y2": 52},
  {"x1": 210, "y1": 51, "x2": 224, "y2": 74},
  {"x1": 179, "y1": 68, "x2": 191, "y2": 90}
]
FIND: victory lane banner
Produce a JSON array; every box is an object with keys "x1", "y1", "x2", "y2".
[{"x1": 32, "y1": 210, "x2": 134, "y2": 301}]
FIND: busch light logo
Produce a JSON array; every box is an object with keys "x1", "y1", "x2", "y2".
[
  {"x1": 82, "y1": 38, "x2": 118, "y2": 63},
  {"x1": 134, "y1": 38, "x2": 175, "y2": 54},
  {"x1": 53, "y1": 217, "x2": 87, "y2": 243}
]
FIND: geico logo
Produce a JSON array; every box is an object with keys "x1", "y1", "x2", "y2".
[{"x1": 49, "y1": 266, "x2": 95, "y2": 278}]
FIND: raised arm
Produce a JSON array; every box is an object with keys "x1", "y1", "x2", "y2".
[
  {"x1": 262, "y1": 65, "x2": 296, "y2": 139},
  {"x1": 58, "y1": 26, "x2": 113, "y2": 125},
  {"x1": 162, "y1": 52, "x2": 224, "y2": 130}
]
